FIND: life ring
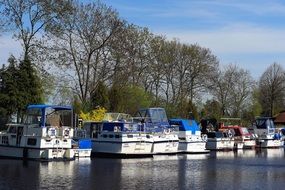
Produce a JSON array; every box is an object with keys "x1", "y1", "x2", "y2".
[
  {"x1": 202, "y1": 134, "x2": 208, "y2": 142},
  {"x1": 48, "y1": 128, "x2": 56, "y2": 138},
  {"x1": 164, "y1": 128, "x2": 170, "y2": 135},
  {"x1": 228, "y1": 131, "x2": 233, "y2": 138}
]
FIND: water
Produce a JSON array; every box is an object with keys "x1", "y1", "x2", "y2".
[{"x1": 1, "y1": 149, "x2": 285, "y2": 190}]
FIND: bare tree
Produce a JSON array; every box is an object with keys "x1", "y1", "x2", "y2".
[
  {"x1": 45, "y1": 1, "x2": 124, "y2": 106},
  {"x1": 259, "y1": 63, "x2": 285, "y2": 116},
  {"x1": 0, "y1": 0, "x2": 72, "y2": 61},
  {"x1": 210, "y1": 64, "x2": 254, "y2": 117}
]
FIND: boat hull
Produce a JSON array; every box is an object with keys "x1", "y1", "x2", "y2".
[
  {"x1": 256, "y1": 139, "x2": 284, "y2": 148},
  {"x1": 179, "y1": 141, "x2": 209, "y2": 153},
  {"x1": 206, "y1": 139, "x2": 235, "y2": 150},
  {"x1": 0, "y1": 145, "x2": 74, "y2": 160},
  {"x1": 92, "y1": 140, "x2": 153, "y2": 155}
]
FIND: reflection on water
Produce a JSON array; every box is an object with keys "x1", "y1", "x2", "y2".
[
  {"x1": 1, "y1": 149, "x2": 285, "y2": 190},
  {"x1": 210, "y1": 148, "x2": 285, "y2": 159}
]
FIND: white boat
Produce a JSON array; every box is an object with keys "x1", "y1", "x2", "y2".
[
  {"x1": 253, "y1": 117, "x2": 284, "y2": 148},
  {"x1": 82, "y1": 113, "x2": 153, "y2": 157},
  {"x1": 72, "y1": 139, "x2": 92, "y2": 158},
  {"x1": 0, "y1": 105, "x2": 75, "y2": 160},
  {"x1": 136, "y1": 108, "x2": 179, "y2": 154},
  {"x1": 220, "y1": 124, "x2": 256, "y2": 149},
  {"x1": 169, "y1": 119, "x2": 209, "y2": 153},
  {"x1": 205, "y1": 131, "x2": 235, "y2": 150}
]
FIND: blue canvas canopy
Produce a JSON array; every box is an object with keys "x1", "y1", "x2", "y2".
[
  {"x1": 169, "y1": 119, "x2": 200, "y2": 134},
  {"x1": 27, "y1": 104, "x2": 72, "y2": 110},
  {"x1": 26, "y1": 104, "x2": 73, "y2": 128}
]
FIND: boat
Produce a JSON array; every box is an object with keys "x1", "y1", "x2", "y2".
[
  {"x1": 219, "y1": 121, "x2": 256, "y2": 149},
  {"x1": 205, "y1": 131, "x2": 235, "y2": 150},
  {"x1": 72, "y1": 129, "x2": 92, "y2": 158},
  {"x1": 136, "y1": 108, "x2": 179, "y2": 154},
  {"x1": 200, "y1": 119, "x2": 234, "y2": 150},
  {"x1": 169, "y1": 119, "x2": 209, "y2": 153},
  {"x1": 252, "y1": 117, "x2": 283, "y2": 148},
  {"x1": 0, "y1": 104, "x2": 75, "y2": 160},
  {"x1": 82, "y1": 113, "x2": 153, "y2": 157}
]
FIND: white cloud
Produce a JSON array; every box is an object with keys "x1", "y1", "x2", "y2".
[{"x1": 159, "y1": 25, "x2": 285, "y2": 54}]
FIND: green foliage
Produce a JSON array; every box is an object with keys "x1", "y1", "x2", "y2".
[
  {"x1": 109, "y1": 85, "x2": 123, "y2": 112},
  {"x1": 108, "y1": 85, "x2": 152, "y2": 114},
  {"x1": 90, "y1": 81, "x2": 109, "y2": 109},
  {"x1": 201, "y1": 99, "x2": 222, "y2": 120},
  {"x1": 17, "y1": 59, "x2": 43, "y2": 114},
  {"x1": 0, "y1": 57, "x2": 43, "y2": 122},
  {"x1": 121, "y1": 85, "x2": 153, "y2": 115}
]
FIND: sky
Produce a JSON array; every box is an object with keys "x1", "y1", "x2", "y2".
[{"x1": 1, "y1": 0, "x2": 285, "y2": 79}]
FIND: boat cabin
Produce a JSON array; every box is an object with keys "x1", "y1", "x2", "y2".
[
  {"x1": 253, "y1": 117, "x2": 275, "y2": 135},
  {"x1": 136, "y1": 108, "x2": 170, "y2": 132}
]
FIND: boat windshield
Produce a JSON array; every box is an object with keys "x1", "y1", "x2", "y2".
[
  {"x1": 255, "y1": 118, "x2": 274, "y2": 129},
  {"x1": 23, "y1": 108, "x2": 42, "y2": 126},
  {"x1": 138, "y1": 108, "x2": 168, "y2": 123},
  {"x1": 241, "y1": 127, "x2": 249, "y2": 135},
  {"x1": 23, "y1": 107, "x2": 72, "y2": 127},
  {"x1": 149, "y1": 108, "x2": 168, "y2": 123},
  {"x1": 103, "y1": 113, "x2": 133, "y2": 122}
]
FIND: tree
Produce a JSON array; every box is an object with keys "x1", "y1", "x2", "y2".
[
  {"x1": 209, "y1": 64, "x2": 254, "y2": 118},
  {"x1": 108, "y1": 84, "x2": 152, "y2": 114},
  {"x1": 90, "y1": 81, "x2": 109, "y2": 109},
  {"x1": 259, "y1": 63, "x2": 285, "y2": 116},
  {"x1": 0, "y1": 55, "x2": 19, "y2": 124},
  {"x1": 0, "y1": 0, "x2": 72, "y2": 61},
  {"x1": 17, "y1": 58, "x2": 43, "y2": 120},
  {"x1": 45, "y1": 1, "x2": 124, "y2": 106},
  {"x1": 201, "y1": 99, "x2": 222, "y2": 120}
]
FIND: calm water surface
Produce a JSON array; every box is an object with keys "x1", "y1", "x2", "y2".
[{"x1": 1, "y1": 149, "x2": 285, "y2": 190}]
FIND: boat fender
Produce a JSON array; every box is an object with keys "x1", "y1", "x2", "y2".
[
  {"x1": 64, "y1": 129, "x2": 70, "y2": 137},
  {"x1": 202, "y1": 134, "x2": 208, "y2": 142}
]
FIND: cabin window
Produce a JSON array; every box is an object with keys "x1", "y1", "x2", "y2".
[
  {"x1": 1, "y1": 136, "x2": 8, "y2": 144},
  {"x1": 109, "y1": 134, "x2": 114, "y2": 138},
  {"x1": 115, "y1": 135, "x2": 120, "y2": 138},
  {"x1": 102, "y1": 134, "x2": 107, "y2": 138},
  {"x1": 146, "y1": 135, "x2": 150, "y2": 139},
  {"x1": 27, "y1": 138, "x2": 37, "y2": 146},
  {"x1": 8, "y1": 126, "x2": 16, "y2": 134},
  {"x1": 127, "y1": 134, "x2": 133, "y2": 138}
]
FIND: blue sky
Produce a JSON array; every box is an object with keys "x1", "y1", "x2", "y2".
[{"x1": 1, "y1": 0, "x2": 285, "y2": 79}]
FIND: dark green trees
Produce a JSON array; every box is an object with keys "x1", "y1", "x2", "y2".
[{"x1": 0, "y1": 57, "x2": 43, "y2": 124}]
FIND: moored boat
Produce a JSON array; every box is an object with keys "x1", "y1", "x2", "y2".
[
  {"x1": 169, "y1": 119, "x2": 209, "y2": 153},
  {"x1": 0, "y1": 104, "x2": 75, "y2": 160},
  {"x1": 136, "y1": 108, "x2": 179, "y2": 154},
  {"x1": 252, "y1": 117, "x2": 283, "y2": 148},
  {"x1": 205, "y1": 131, "x2": 235, "y2": 150},
  {"x1": 220, "y1": 123, "x2": 256, "y2": 149},
  {"x1": 200, "y1": 119, "x2": 235, "y2": 150},
  {"x1": 82, "y1": 113, "x2": 153, "y2": 157}
]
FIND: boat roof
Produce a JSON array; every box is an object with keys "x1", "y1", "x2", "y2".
[
  {"x1": 169, "y1": 119, "x2": 199, "y2": 132},
  {"x1": 27, "y1": 104, "x2": 72, "y2": 110}
]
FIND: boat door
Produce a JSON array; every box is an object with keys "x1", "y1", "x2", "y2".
[
  {"x1": 91, "y1": 123, "x2": 103, "y2": 138},
  {"x1": 16, "y1": 126, "x2": 24, "y2": 146}
]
